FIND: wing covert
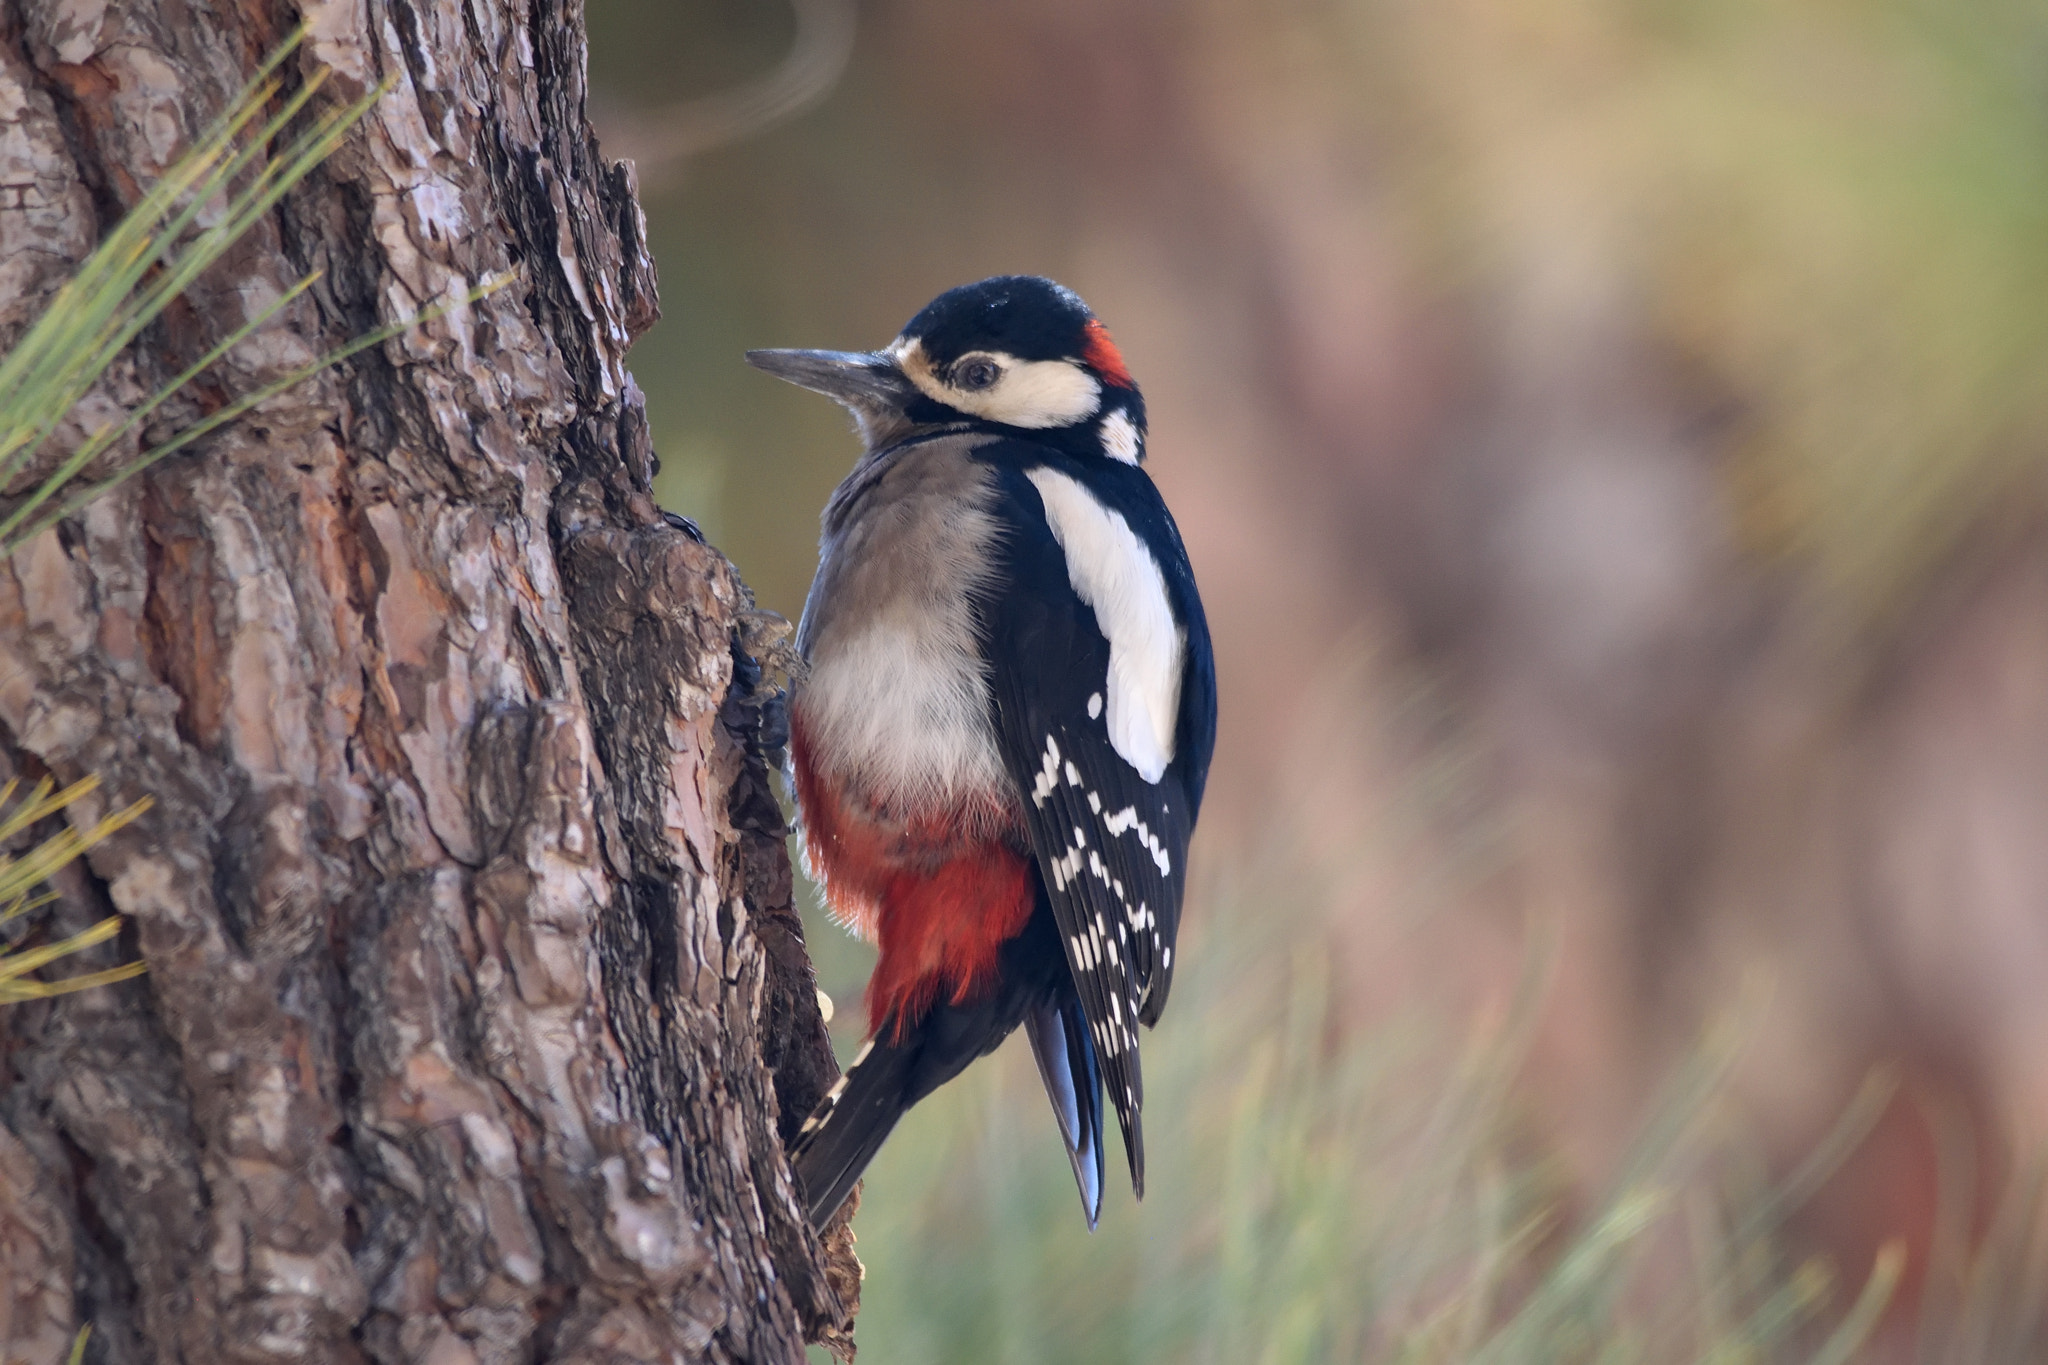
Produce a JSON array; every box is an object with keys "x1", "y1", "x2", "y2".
[{"x1": 975, "y1": 450, "x2": 1208, "y2": 1189}]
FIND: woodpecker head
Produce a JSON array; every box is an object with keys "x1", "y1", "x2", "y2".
[{"x1": 747, "y1": 275, "x2": 1148, "y2": 463}]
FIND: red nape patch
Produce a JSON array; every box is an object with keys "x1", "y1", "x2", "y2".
[
  {"x1": 1081, "y1": 318, "x2": 1135, "y2": 389},
  {"x1": 790, "y1": 711, "x2": 1036, "y2": 1037}
]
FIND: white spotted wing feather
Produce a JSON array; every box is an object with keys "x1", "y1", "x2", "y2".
[{"x1": 980, "y1": 452, "x2": 1211, "y2": 1193}]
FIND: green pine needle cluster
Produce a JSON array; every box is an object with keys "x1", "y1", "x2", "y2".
[
  {"x1": 0, "y1": 776, "x2": 149, "y2": 1004},
  {"x1": 0, "y1": 32, "x2": 368, "y2": 549},
  {"x1": 0, "y1": 34, "x2": 392, "y2": 1009},
  {"x1": 0, "y1": 28, "x2": 510, "y2": 555},
  {"x1": 0, "y1": 27, "x2": 511, "y2": 1002}
]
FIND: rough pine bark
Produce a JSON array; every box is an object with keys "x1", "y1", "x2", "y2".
[{"x1": 0, "y1": 1, "x2": 859, "y2": 1361}]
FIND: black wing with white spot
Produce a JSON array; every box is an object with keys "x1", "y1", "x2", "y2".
[{"x1": 976, "y1": 446, "x2": 1215, "y2": 1196}]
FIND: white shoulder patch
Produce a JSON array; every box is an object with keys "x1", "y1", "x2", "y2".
[
  {"x1": 1025, "y1": 468, "x2": 1185, "y2": 782},
  {"x1": 1099, "y1": 408, "x2": 1142, "y2": 464}
]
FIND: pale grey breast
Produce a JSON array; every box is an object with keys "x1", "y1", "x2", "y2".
[{"x1": 795, "y1": 432, "x2": 1010, "y2": 814}]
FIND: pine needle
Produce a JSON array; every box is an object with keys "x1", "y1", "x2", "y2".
[
  {"x1": 0, "y1": 27, "x2": 509, "y2": 552},
  {"x1": 0, "y1": 774, "x2": 149, "y2": 1004}
]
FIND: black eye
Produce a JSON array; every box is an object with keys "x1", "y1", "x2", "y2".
[{"x1": 956, "y1": 358, "x2": 1002, "y2": 390}]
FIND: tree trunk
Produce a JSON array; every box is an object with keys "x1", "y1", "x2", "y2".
[{"x1": 0, "y1": 2, "x2": 858, "y2": 1362}]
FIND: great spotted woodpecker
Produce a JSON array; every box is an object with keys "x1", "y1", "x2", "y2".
[{"x1": 748, "y1": 276, "x2": 1216, "y2": 1229}]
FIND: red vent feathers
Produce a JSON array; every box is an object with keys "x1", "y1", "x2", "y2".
[
  {"x1": 790, "y1": 710, "x2": 1035, "y2": 1036},
  {"x1": 1081, "y1": 319, "x2": 1135, "y2": 389}
]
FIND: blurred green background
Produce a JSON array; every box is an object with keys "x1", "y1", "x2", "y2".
[{"x1": 587, "y1": 1, "x2": 2048, "y2": 1358}]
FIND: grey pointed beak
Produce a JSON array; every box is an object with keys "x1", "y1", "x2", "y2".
[{"x1": 745, "y1": 349, "x2": 916, "y2": 411}]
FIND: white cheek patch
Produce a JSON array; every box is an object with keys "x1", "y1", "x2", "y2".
[
  {"x1": 963, "y1": 357, "x2": 1101, "y2": 429},
  {"x1": 1099, "y1": 408, "x2": 1142, "y2": 464},
  {"x1": 891, "y1": 338, "x2": 1102, "y2": 430},
  {"x1": 1025, "y1": 467, "x2": 1184, "y2": 782}
]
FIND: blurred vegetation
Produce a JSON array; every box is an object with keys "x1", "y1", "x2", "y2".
[
  {"x1": 786, "y1": 674, "x2": 1914, "y2": 1362},
  {"x1": 811, "y1": 829, "x2": 1917, "y2": 1364},
  {"x1": 584, "y1": 0, "x2": 2048, "y2": 1357},
  {"x1": 1382, "y1": 0, "x2": 2048, "y2": 629},
  {"x1": 594, "y1": 0, "x2": 2048, "y2": 634}
]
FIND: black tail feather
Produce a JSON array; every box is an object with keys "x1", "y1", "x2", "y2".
[
  {"x1": 789, "y1": 1037, "x2": 912, "y2": 1229},
  {"x1": 1025, "y1": 992, "x2": 1107, "y2": 1228},
  {"x1": 789, "y1": 886, "x2": 1110, "y2": 1228},
  {"x1": 790, "y1": 949, "x2": 1049, "y2": 1226}
]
